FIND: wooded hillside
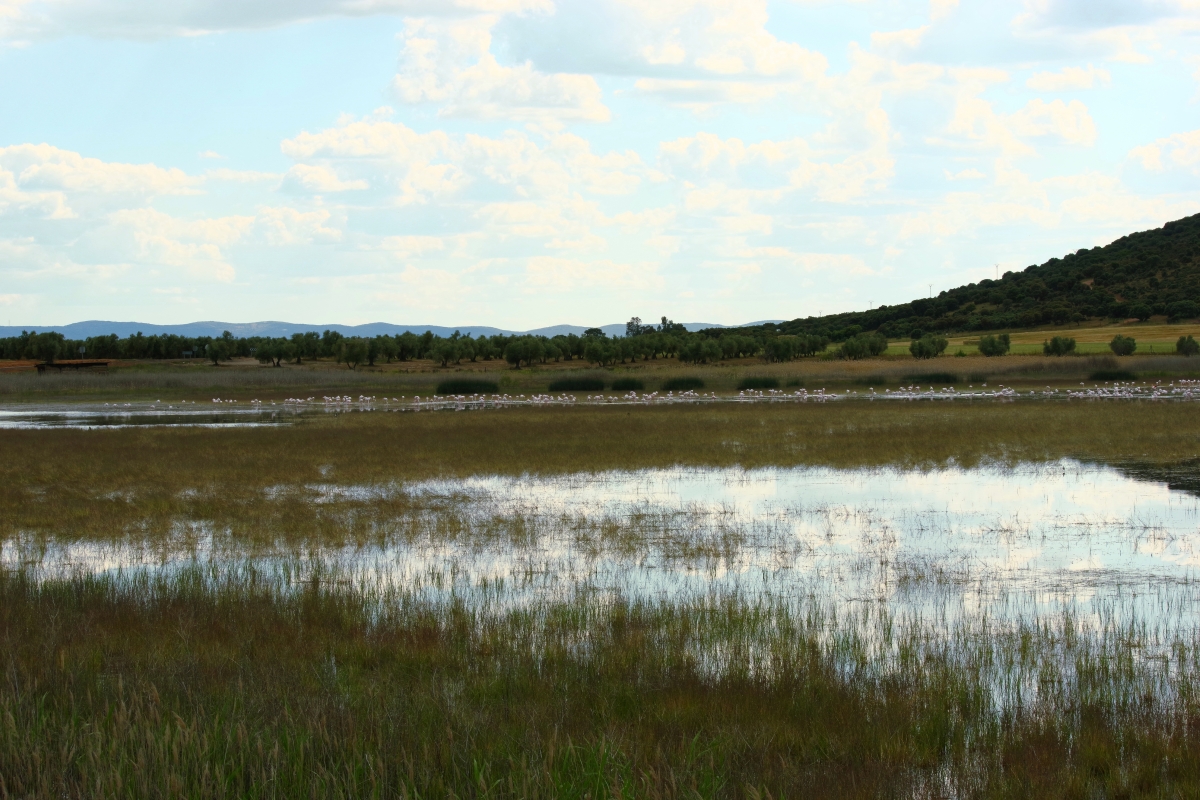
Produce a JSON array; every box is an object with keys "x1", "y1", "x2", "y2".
[{"x1": 726, "y1": 213, "x2": 1200, "y2": 341}]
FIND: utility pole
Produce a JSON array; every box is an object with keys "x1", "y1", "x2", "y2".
[
  {"x1": 994, "y1": 263, "x2": 999, "y2": 281},
  {"x1": 928, "y1": 284, "x2": 932, "y2": 298}
]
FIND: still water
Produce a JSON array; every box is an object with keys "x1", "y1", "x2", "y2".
[
  {"x1": 6, "y1": 461, "x2": 1200, "y2": 637},
  {"x1": 0, "y1": 402, "x2": 296, "y2": 428}
]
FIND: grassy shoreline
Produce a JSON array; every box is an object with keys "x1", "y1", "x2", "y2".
[{"x1": 2, "y1": 352, "x2": 1199, "y2": 402}]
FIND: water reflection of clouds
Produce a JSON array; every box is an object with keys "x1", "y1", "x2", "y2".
[{"x1": 7, "y1": 460, "x2": 1200, "y2": 635}]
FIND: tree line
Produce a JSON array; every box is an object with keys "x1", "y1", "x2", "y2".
[{"x1": 0, "y1": 320, "x2": 833, "y2": 369}]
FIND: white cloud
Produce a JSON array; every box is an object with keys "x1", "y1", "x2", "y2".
[
  {"x1": 1010, "y1": 0, "x2": 1200, "y2": 63},
  {"x1": 393, "y1": 17, "x2": 610, "y2": 123},
  {"x1": 1129, "y1": 129, "x2": 1200, "y2": 173},
  {"x1": 378, "y1": 235, "x2": 447, "y2": 258},
  {"x1": 281, "y1": 164, "x2": 369, "y2": 193},
  {"x1": 198, "y1": 150, "x2": 224, "y2": 159},
  {"x1": 871, "y1": 26, "x2": 930, "y2": 54},
  {"x1": 660, "y1": 130, "x2": 893, "y2": 203},
  {"x1": 524, "y1": 256, "x2": 662, "y2": 291},
  {"x1": 0, "y1": 144, "x2": 198, "y2": 196},
  {"x1": 940, "y1": 73, "x2": 1098, "y2": 154},
  {"x1": 930, "y1": 0, "x2": 959, "y2": 20},
  {"x1": 946, "y1": 168, "x2": 986, "y2": 180},
  {"x1": 1, "y1": 0, "x2": 553, "y2": 41},
  {"x1": 1010, "y1": 98, "x2": 1097, "y2": 146},
  {"x1": 1026, "y1": 64, "x2": 1111, "y2": 91}
]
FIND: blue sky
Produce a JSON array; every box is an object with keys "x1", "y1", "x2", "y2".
[{"x1": 1, "y1": 0, "x2": 1198, "y2": 328}]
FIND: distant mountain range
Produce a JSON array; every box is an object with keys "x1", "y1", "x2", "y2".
[{"x1": 0, "y1": 320, "x2": 785, "y2": 340}]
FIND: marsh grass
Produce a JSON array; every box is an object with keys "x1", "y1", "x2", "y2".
[
  {"x1": 5, "y1": 562, "x2": 1200, "y2": 798},
  {"x1": 2, "y1": 401, "x2": 1199, "y2": 547},
  {"x1": 8, "y1": 405, "x2": 1200, "y2": 796}
]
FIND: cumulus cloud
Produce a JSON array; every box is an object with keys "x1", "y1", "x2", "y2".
[
  {"x1": 940, "y1": 72, "x2": 1098, "y2": 154},
  {"x1": 281, "y1": 164, "x2": 369, "y2": 193},
  {"x1": 1026, "y1": 64, "x2": 1111, "y2": 90},
  {"x1": 1129, "y1": 129, "x2": 1200, "y2": 173},
  {"x1": 0, "y1": 144, "x2": 198, "y2": 196},
  {"x1": 393, "y1": 17, "x2": 610, "y2": 123},
  {"x1": 1010, "y1": 98, "x2": 1097, "y2": 146},
  {"x1": 4, "y1": 0, "x2": 1199, "y2": 325}
]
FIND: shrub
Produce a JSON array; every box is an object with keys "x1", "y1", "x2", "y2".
[
  {"x1": 738, "y1": 377, "x2": 780, "y2": 390},
  {"x1": 910, "y1": 335, "x2": 948, "y2": 360},
  {"x1": 838, "y1": 333, "x2": 888, "y2": 360},
  {"x1": 977, "y1": 333, "x2": 1010, "y2": 357},
  {"x1": 1090, "y1": 370, "x2": 1137, "y2": 381},
  {"x1": 1109, "y1": 334, "x2": 1137, "y2": 356},
  {"x1": 548, "y1": 377, "x2": 605, "y2": 391},
  {"x1": 1178, "y1": 335, "x2": 1200, "y2": 357},
  {"x1": 435, "y1": 379, "x2": 499, "y2": 394},
  {"x1": 661, "y1": 377, "x2": 705, "y2": 391},
  {"x1": 610, "y1": 378, "x2": 644, "y2": 391},
  {"x1": 1043, "y1": 337, "x2": 1077, "y2": 356},
  {"x1": 785, "y1": 378, "x2": 804, "y2": 387}
]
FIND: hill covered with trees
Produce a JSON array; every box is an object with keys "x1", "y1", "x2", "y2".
[{"x1": 723, "y1": 213, "x2": 1200, "y2": 342}]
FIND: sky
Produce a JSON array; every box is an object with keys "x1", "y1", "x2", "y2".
[{"x1": 0, "y1": 0, "x2": 1198, "y2": 329}]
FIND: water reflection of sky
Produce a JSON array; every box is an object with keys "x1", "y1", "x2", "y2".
[
  {"x1": 0, "y1": 404, "x2": 293, "y2": 429},
  {"x1": 6, "y1": 461, "x2": 1200, "y2": 635}
]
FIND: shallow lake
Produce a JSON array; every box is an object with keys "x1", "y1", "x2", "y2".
[{"x1": 7, "y1": 461, "x2": 1200, "y2": 646}]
